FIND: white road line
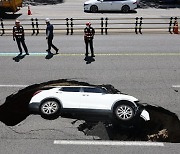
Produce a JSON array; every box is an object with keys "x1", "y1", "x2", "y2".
[
  {"x1": 0, "y1": 85, "x2": 28, "y2": 88},
  {"x1": 53, "y1": 140, "x2": 164, "y2": 147},
  {"x1": 172, "y1": 85, "x2": 180, "y2": 88}
]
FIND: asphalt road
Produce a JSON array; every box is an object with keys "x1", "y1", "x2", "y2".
[{"x1": 0, "y1": 34, "x2": 180, "y2": 153}]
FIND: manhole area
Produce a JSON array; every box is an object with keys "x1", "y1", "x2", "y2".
[{"x1": 0, "y1": 79, "x2": 180, "y2": 143}]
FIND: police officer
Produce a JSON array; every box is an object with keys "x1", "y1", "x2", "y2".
[
  {"x1": 13, "y1": 20, "x2": 29, "y2": 55},
  {"x1": 45, "y1": 18, "x2": 59, "y2": 54},
  {"x1": 84, "y1": 22, "x2": 95, "y2": 57}
]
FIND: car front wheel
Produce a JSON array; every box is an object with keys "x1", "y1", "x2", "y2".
[
  {"x1": 121, "y1": 5, "x2": 130, "y2": 13},
  {"x1": 90, "y1": 5, "x2": 98, "y2": 13},
  {"x1": 114, "y1": 103, "x2": 135, "y2": 121},
  {"x1": 40, "y1": 99, "x2": 60, "y2": 119}
]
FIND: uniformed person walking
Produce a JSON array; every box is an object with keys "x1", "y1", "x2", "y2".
[
  {"x1": 13, "y1": 20, "x2": 29, "y2": 55},
  {"x1": 45, "y1": 18, "x2": 59, "y2": 54},
  {"x1": 84, "y1": 22, "x2": 95, "y2": 57}
]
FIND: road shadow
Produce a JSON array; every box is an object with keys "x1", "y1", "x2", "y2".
[
  {"x1": 45, "y1": 52, "x2": 59, "y2": 59},
  {"x1": 85, "y1": 10, "x2": 137, "y2": 14},
  {"x1": 0, "y1": 13, "x2": 22, "y2": 19},
  {"x1": 12, "y1": 54, "x2": 26, "y2": 62},
  {"x1": 84, "y1": 56, "x2": 95, "y2": 64}
]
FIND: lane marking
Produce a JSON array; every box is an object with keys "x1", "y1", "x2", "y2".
[
  {"x1": 172, "y1": 85, "x2": 180, "y2": 88},
  {"x1": 0, "y1": 53, "x2": 47, "y2": 56},
  {"x1": 57, "y1": 53, "x2": 180, "y2": 56},
  {"x1": 0, "y1": 85, "x2": 28, "y2": 88},
  {"x1": 53, "y1": 140, "x2": 164, "y2": 147},
  {"x1": 0, "y1": 52, "x2": 180, "y2": 56}
]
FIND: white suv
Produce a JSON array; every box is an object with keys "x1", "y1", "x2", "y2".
[
  {"x1": 29, "y1": 86, "x2": 149, "y2": 122},
  {"x1": 84, "y1": 0, "x2": 137, "y2": 13}
]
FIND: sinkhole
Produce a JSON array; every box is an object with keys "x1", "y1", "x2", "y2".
[{"x1": 0, "y1": 79, "x2": 180, "y2": 143}]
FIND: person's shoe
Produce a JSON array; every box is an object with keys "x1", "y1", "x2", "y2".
[
  {"x1": 91, "y1": 54, "x2": 95, "y2": 57},
  {"x1": 18, "y1": 53, "x2": 22, "y2": 56},
  {"x1": 56, "y1": 49, "x2": 59, "y2": 54},
  {"x1": 26, "y1": 52, "x2": 29, "y2": 55},
  {"x1": 46, "y1": 50, "x2": 52, "y2": 54}
]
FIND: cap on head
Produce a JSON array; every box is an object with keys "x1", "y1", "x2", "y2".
[
  {"x1": 86, "y1": 22, "x2": 91, "y2": 26},
  {"x1": 45, "y1": 18, "x2": 50, "y2": 22},
  {"x1": 15, "y1": 19, "x2": 20, "y2": 23}
]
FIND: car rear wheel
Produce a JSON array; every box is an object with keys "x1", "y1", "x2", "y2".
[
  {"x1": 90, "y1": 5, "x2": 98, "y2": 13},
  {"x1": 114, "y1": 102, "x2": 135, "y2": 121},
  {"x1": 40, "y1": 99, "x2": 60, "y2": 119},
  {"x1": 121, "y1": 5, "x2": 130, "y2": 13}
]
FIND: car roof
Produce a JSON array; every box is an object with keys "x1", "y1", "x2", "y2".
[{"x1": 47, "y1": 86, "x2": 100, "y2": 89}]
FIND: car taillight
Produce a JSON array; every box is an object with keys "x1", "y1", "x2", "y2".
[{"x1": 33, "y1": 90, "x2": 42, "y2": 96}]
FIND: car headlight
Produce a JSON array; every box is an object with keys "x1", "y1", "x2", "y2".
[{"x1": 84, "y1": 4, "x2": 89, "y2": 7}]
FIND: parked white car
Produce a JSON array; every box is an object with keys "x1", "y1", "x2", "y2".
[
  {"x1": 84, "y1": 0, "x2": 138, "y2": 13},
  {"x1": 29, "y1": 86, "x2": 149, "y2": 122}
]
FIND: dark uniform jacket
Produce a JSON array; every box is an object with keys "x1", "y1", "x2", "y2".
[
  {"x1": 46, "y1": 23, "x2": 54, "y2": 39},
  {"x1": 13, "y1": 25, "x2": 24, "y2": 39}
]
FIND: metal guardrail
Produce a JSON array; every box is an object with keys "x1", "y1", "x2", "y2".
[{"x1": 0, "y1": 17, "x2": 179, "y2": 36}]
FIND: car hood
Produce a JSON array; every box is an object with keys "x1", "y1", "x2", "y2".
[
  {"x1": 84, "y1": 0, "x2": 98, "y2": 5},
  {"x1": 111, "y1": 93, "x2": 138, "y2": 102}
]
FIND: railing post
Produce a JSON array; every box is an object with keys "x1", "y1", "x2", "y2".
[
  {"x1": 169, "y1": 17, "x2": 173, "y2": 34},
  {"x1": 135, "y1": 17, "x2": 138, "y2": 34},
  {"x1": 66, "y1": 18, "x2": 69, "y2": 35},
  {"x1": 139, "y1": 17, "x2": 143, "y2": 34},
  {"x1": 31, "y1": 18, "x2": 35, "y2": 35},
  {"x1": 1, "y1": 18, "x2": 5, "y2": 36},
  {"x1": 101, "y1": 18, "x2": 104, "y2": 35},
  {"x1": 35, "y1": 18, "x2": 39, "y2": 35},
  {"x1": 70, "y1": 18, "x2": 73, "y2": 35},
  {"x1": 105, "y1": 17, "x2": 108, "y2": 35}
]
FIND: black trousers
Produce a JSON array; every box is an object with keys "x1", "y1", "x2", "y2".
[
  {"x1": 47, "y1": 37, "x2": 58, "y2": 52},
  {"x1": 85, "y1": 39, "x2": 94, "y2": 56},
  {"x1": 16, "y1": 38, "x2": 28, "y2": 54}
]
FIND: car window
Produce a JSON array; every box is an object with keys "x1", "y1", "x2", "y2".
[
  {"x1": 60, "y1": 87, "x2": 80, "y2": 92},
  {"x1": 83, "y1": 87, "x2": 106, "y2": 93},
  {"x1": 103, "y1": 0, "x2": 118, "y2": 1}
]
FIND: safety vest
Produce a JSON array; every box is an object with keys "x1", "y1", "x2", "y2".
[
  {"x1": 13, "y1": 26, "x2": 24, "y2": 39},
  {"x1": 84, "y1": 27, "x2": 95, "y2": 40},
  {"x1": 173, "y1": 22, "x2": 179, "y2": 34}
]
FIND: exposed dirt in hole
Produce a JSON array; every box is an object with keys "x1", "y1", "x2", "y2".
[
  {"x1": 0, "y1": 79, "x2": 180, "y2": 143},
  {"x1": 78, "y1": 105, "x2": 180, "y2": 142}
]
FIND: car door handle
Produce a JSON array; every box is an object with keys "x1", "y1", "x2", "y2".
[
  {"x1": 83, "y1": 94, "x2": 89, "y2": 96},
  {"x1": 56, "y1": 92, "x2": 62, "y2": 94}
]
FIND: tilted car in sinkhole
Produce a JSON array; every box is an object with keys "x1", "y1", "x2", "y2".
[{"x1": 29, "y1": 86, "x2": 150, "y2": 123}]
